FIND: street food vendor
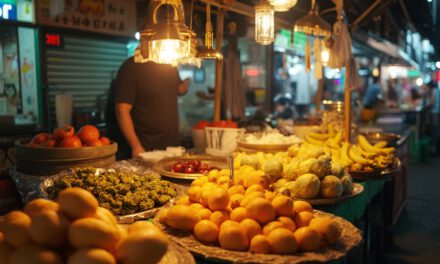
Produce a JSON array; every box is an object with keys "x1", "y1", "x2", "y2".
[{"x1": 114, "y1": 57, "x2": 190, "y2": 158}]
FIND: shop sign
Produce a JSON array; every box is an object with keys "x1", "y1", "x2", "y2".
[
  {"x1": 36, "y1": 0, "x2": 136, "y2": 37},
  {"x1": 0, "y1": 0, "x2": 17, "y2": 21},
  {"x1": 274, "y1": 29, "x2": 307, "y2": 52}
]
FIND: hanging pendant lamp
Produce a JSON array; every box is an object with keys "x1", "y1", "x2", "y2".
[
  {"x1": 269, "y1": 0, "x2": 297, "y2": 12},
  {"x1": 135, "y1": 0, "x2": 198, "y2": 66},
  {"x1": 196, "y1": 3, "x2": 223, "y2": 60},
  {"x1": 294, "y1": 0, "x2": 331, "y2": 39},
  {"x1": 255, "y1": 0, "x2": 275, "y2": 45}
]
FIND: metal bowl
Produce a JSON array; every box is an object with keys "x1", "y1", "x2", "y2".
[{"x1": 360, "y1": 132, "x2": 401, "y2": 148}]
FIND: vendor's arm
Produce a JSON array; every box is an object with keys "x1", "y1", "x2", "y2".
[
  {"x1": 178, "y1": 77, "x2": 191, "y2": 96},
  {"x1": 115, "y1": 103, "x2": 145, "y2": 158}
]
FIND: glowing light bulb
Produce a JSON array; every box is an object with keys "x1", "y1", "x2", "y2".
[
  {"x1": 269, "y1": 0, "x2": 297, "y2": 12},
  {"x1": 416, "y1": 77, "x2": 423, "y2": 86},
  {"x1": 149, "y1": 39, "x2": 189, "y2": 66},
  {"x1": 321, "y1": 49, "x2": 329, "y2": 64},
  {"x1": 255, "y1": 2, "x2": 275, "y2": 45}
]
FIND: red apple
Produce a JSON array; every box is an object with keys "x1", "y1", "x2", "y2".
[{"x1": 59, "y1": 136, "x2": 82, "y2": 148}]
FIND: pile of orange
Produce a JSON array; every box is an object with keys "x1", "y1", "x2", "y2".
[{"x1": 158, "y1": 173, "x2": 341, "y2": 255}]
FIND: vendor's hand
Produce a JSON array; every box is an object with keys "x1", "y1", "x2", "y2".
[{"x1": 131, "y1": 145, "x2": 145, "y2": 159}]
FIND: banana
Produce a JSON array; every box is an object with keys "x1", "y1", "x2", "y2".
[
  {"x1": 333, "y1": 131, "x2": 343, "y2": 145},
  {"x1": 309, "y1": 132, "x2": 329, "y2": 141},
  {"x1": 328, "y1": 124, "x2": 336, "y2": 138},
  {"x1": 349, "y1": 145, "x2": 369, "y2": 165},
  {"x1": 306, "y1": 135, "x2": 326, "y2": 145},
  {"x1": 380, "y1": 147, "x2": 396, "y2": 155},
  {"x1": 358, "y1": 135, "x2": 383, "y2": 154},
  {"x1": 374, "y1": 141, "x2": 388, "y2": 148},
  {"x1": 355, "y1": 145, "x2": 376, "y2": 159},
  {"x1": 340, "y1": 142, "x2": 353, "y2": 166},
  {"x1": 330, "y1": 149, "x2": 341, "y2": 163},
  {"x1": 324, "y1": 146, "x2": 331, "y2": 156}
]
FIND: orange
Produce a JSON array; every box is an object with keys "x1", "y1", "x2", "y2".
[
  {"x1": 220, "y1": 220, "x2": 240, "y2": 231},
  {"x1": 250, "y1": 235, "x2": 271, "y2": 254},
  {"x1": 293, "y1": 201, "x2": 313, "y2": 214},
  {"x1": 245, "y1": 184, "x2": 265, "y2": 196},
  {"x1": 217, "y1": 176, "x2": 230, "y2": 186},
  {"x1": 262, "y1": 221, "x2": 285, "y2": 236},
  {"x1": 228, "y1": 185, "x2": 245, "y2": 196},
  {"x1": 267, "y1": 228, "x2": 297, "y2": 254},
  {"x1": 166, "y1": 205, "x2": 200, "y2": 231},
  {"x1": 240, "y1": 219, "x2": 261, "y2": 241},
  {"x1": 189, "y1": 203, "x2": 204, "y2": 211},
  {"x1": 246, "y1": 198, "x2": 276, "y2": 224},
  {"x1": 240, "y1": 192, "x2": 265, "y2": 207},
  {"x1": 175, "y1": 196, "x2": 191, "y2": 205},
  {"x1": 157, "y1": 209, "x2": 169, "y2": 224},
  {"x1": 194, "y1": 220, "x2": 219, "y2": 243},
  {"x1": 272, "y1": 196, "x2": 294, "y2": 217},
  {"x1": 294, "y1": 211, "x2": 315, "y2": 228},
  {"x1": 191, "y1": 178, "x2": 204, "y2": 187},
  {"x1": 278, "y1": 216, "x2": 296, "y2": 233},
  {"x1": 208, "y1": 188, "x2": 230, "y2": 211},
  {"x1": 293, "y1": 227, "x2": 321, "y2": 252},
  {"x1": 264, "y1": 191, "x2": 276, "y2": 202},
  {"x1": 230, "y1": 194, "x2": 245, "y2": 209},
  {"x1": 210, "y1": 211, "x2": 230, "y2": 227},
  {"x1": 309, "y1": 217, "x2": 341, "y2": 246},
  {"x1": 230, "y1": 207, "x2": 248, "y2": 222},
  {"x1": 188, "y1": 186, "x2": 202, "y2": 202},
  {"x1": 196, "y1": 208, "x2": 213, "y2": 220},
  {"x1": 199, "y1": 188, "x2": 213, "y2": 207},
  {"x1": 218, "y1": 225, "x2": 249, "y2": 251},
  {"x1": 207, "y1": 169, "x2": 219, "y2": 182}
]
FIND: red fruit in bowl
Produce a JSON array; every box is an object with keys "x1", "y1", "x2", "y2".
[
  {"x1": 185, "y1": 166, "x2": 196, "y2": 174},
  {"x1": 31, "y1": 133, "x2": 50, "y2": 144},
  {"x1": 59, "y1": 136, "x2": 82, "y2": 148},
  {"x1": 45, "y1": 139, "x2": 57, "y2": 148},
  {"x1": 172, "y1": 163, "x2": 185, "y2": 173},
  {"x1": 77, "y1": 125, "x2": 100, "y2": 144},
  {"x1": 100, "y1": 137, "x2": 111, "y2": 145},
  {"x1": 53, "y1": 126, "x2": 75, "y2": 141},
  {"x1": 86, "y1": 139, "x2": 103, "y2": 147},
  {"x1": 189, "y1": 160, "x2": 201, "y2": 169}
]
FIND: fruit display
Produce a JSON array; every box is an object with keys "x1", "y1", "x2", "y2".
[
  {"x1": 304, "y1": 128, "x2": 396, "y2": 172},
  {"x1": 45, "y1": 168, "x2": 176, "y2": 216},
  {"x1": 232, "y1": 141, "x2": 354, "y2": 200},
  {"x1": 157, "y1": 176, "x2": 342, "y2": 255},
  {"x1": 27, "y1": 125, "x2": 111, "y2": 148},
  {"x1": 171, "y1": 160, "x2": 218, "y2": 175},
  {"x1": 0, "y1": 188, "x2": 169, "y2": 264}
]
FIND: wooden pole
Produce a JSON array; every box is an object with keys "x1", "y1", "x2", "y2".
[
  {"x1": 344, "y1": 65, "x2": 352, "y2": 143},
  {"x1": 316, "y1": 79, "x2": 324, "y2": 112},
  {"x1": 213, "y1": 9, "x2": 224, "y2": 121}
]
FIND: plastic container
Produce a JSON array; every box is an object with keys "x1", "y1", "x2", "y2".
[
  {"x1": 204, "y1": 127, "x2": 245, "y2": 156},
  {"x1": 192, "y1": 129, "x2": 207, "y2": 151}
]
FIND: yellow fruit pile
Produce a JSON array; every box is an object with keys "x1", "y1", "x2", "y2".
[
  {"x1": 306, "y1": 131, "x2": 396, "y2": 172},
  {"x1": 0, "y1": 187, "x2": 169, "y2": 264},
  {"x1": 159, "y1": 176, "x2": 341, "y2": 255}
]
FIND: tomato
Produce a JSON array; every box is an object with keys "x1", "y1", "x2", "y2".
[
  {"x1": 189, "y1": 160, "x2": 201, "y2": 169},
  {"x1": 86, "y1": 139, "x2": 103, "y2": 147},
  {"x1": 31, "y1": 133, "x2": 50, "y2": 144},
  {"x1": 172, "y1": 163, "x2": 185, "y2": 173},
  {"x1": 77, "y1": 125, "x2": 100, "y2": 144},
  {"x1": 100, "y1": 137, "x2": 111, "y2": 145},
  {"x1": 185, "y1": 166, "x2": 196, "y2": 174},
  {"x1": 59, "y1": 136, "x2": 82, "y2": 148},
  {"x1": 53, "y1": 126, "x2": 75, "y2": 142},
  {"x1": 45, "y1": 139, "x2": 57, "y2": 148},
  {"x1": 194, "y1": 120, "x2": 210, "y2": 130}
]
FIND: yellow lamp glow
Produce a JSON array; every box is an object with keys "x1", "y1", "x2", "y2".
[
  {"x1": 255, "y1": 2, "x2": 275, "y2": 45},
  {"x1": 149, "y1": 39, "x2": 189, "y2": 66},
  {"x1": 269, "y1": 0, "x2": 297, "y2": 12},
  {"x1": 321, "y1": 49, "x2": 329, "y2": 65}
]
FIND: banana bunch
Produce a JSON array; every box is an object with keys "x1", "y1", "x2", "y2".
[
  {"x1": 305, "y1": 124, "x2": 343, "y2": 150},
  {"x1": 305, "y1": 126, "x2": 396, "y2": 172},
  {"x1": 342, "y1": 135, "x2": 396, "y2": 171}
]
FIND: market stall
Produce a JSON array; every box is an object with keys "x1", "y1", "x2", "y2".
[{"x1": 1, "y1": 0, "x2": 412, "y2": 264}]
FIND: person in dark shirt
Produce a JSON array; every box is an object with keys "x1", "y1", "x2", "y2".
[{"x1": 114, "y1": 57, "x2": 190, "y2": 158}]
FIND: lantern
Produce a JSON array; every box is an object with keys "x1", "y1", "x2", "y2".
[
  {"x1": 269, "y1": 0, "x2": 297, "y2": 12},
  {"x1": 294, "y1": 0, "x2": 331, "y2": 39},
  {"x1": 255, "y1": 1, "x2": 275, "y2": 45},
  {"x1": 135, "y1": 0, "x2": 198, "y2": 66}
]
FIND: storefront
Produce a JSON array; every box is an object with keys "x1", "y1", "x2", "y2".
[{"x1": 35, "y1": 0, "x2": 137, "y2": 129}]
